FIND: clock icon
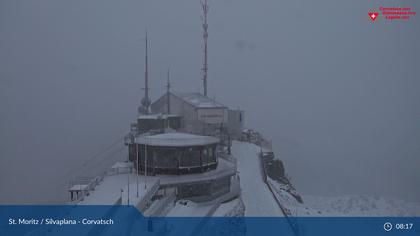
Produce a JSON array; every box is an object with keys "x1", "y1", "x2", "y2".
[{"x1": 384, "y1": 222, "x2": 393, "y2": 232}]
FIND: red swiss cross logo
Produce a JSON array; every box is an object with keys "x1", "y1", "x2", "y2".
[{"x1": 369, "y1": 12, "x2": 379, "y2": 21}]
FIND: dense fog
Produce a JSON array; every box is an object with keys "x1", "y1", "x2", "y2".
[{"x1": 1, "y1": 0, "x2": 419, "y2": 203}]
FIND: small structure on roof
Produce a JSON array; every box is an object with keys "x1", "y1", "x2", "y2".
[
  {"x1": 134, "y1": 113, "x2": 181, "y2": 134},
  {"x1": 151, "y1": 92, "x2": 236, "y2": 135},
  {"x1": 152, "y1": 92, "x2": 227, "y2": 126}
]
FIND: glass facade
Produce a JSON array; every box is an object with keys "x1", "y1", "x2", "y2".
[
  {"x1": 180, "y1": 147, "x2": 201, "y2": 168},
  {"x1": 130, "y1": 144, "x2": 218, "y2": 174}
]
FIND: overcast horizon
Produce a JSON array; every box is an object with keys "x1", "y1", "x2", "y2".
[{"x1": 1, "y1": 0, "x2": 420, "y2": 204}]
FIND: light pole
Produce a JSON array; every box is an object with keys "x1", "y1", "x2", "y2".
[
  {"x1": 127, "y1": 155, "x2": 130, "y2": 205},
  {"x1": 136, "y1": 138, "x2": 139, "y2": 198},
  {"x1": 144, "y1": 136, "x2": 148, "y2": 190},
  {"x1": 120, "y1": 188, "x2": 123, "y2": 205}
]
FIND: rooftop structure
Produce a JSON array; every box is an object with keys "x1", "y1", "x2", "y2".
[
  {"x1": 135, "y1": 133, "x2": 219, "y2": 147},
  {"x1": 138, "y1": 114, "x2": 180, "y2": 119},
  {"x1": 129, "y1": 113, "x2": 181, "y2": 135},
  {"x1": 171, "y1": 92, "x2": 226, "y2": 109},
  {"x1": 151, "y1": 92, "x2": 229, "y2": 135}
]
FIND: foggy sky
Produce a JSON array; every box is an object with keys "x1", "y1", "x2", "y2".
[{"x1": 1, "y1": 0, "x2": 419, "y2": 204}]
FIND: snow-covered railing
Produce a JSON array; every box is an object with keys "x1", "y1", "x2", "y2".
[
  {"x1": 133, "y1": 180, "x2": 161, "y2": 212},
  {"x1": 143, "y1": 191, "x2": 176, "y2": 217},
  {"x1": 68, "y1": 162, "x2": 133, "y2": 204},
  {"x1": 239, "y1": 129, "x2": 272, "y2": 151},
  {"x1": 259, "y1": 151, "x2": 299, "y2": 236},
  {"x1": 219, "y1": 152, "x2": 237, "y2": 167},
  {"x1": 68, "y1": 175, "x2": 103, "y2": 201}
]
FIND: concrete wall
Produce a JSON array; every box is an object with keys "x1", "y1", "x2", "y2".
[
  {"x1": 152, "y1": 93, "x2": 197, "y2": 131},
  {"x1": 197, "y1": 108, "x2": 227, "y2": 124},
  {"x1": 152, "y1": 93, "x2": 229, "y2": 134},
  {"x1": 227, "y1": 109, "x2": 244, "y2": 138}
]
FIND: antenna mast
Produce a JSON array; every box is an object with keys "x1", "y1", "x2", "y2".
[
  {"x1": 201, "y1": 0, "x2": 209, "y2": 97},
  {"x1": 166, "y1": 68, "x2": 171, "y2": 114},
  {"x1": 140, "y1": 30, "x2": 151, "y2": 114}
]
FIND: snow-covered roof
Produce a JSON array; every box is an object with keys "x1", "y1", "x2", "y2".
[
  {"x1": 138, "y1": 113, "x2": 180, "y2": 120},
  {"x1": 111, "y1": 161, "x2": 133, "y2": 169},
  {"x1": 172, "y1": 92, "x2": 226, "y2": 109},
  {"x1": 135, "y1": 132, "x2": 219, "y2": 147},
  {"x1": 69, "y1": 184, "x2": 89, "y2": 191}
]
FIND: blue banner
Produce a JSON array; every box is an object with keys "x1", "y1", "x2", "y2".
[{"x1": 0, "y1": 205, "x2": 419, "y2": 236}]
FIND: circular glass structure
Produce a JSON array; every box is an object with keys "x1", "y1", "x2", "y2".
[{"x1": 129, "y1": 133, "x2": 220, "y2": 175}]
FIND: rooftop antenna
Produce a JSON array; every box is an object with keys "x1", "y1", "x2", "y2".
[
  {"x1": 140, "y1": 30, "x2": 151, "y2": 114},
  {"x1": 166, "y1": 68, "x2": 171, "y2": 114},
  {"x1": 201, "y1": 0, "x2": 209, "y2": 97}
]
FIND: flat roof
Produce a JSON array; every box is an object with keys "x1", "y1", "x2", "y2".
[
  {"x1": 111, "y1": 161, "x2": 133, "y2": 169},
  {"x1": 69, "y1": 184, "x2": 89, "y2": 191},
  {"x1": 138, "y1": 113, "x2": 180, "y2": 120},
  {"x1": 172, "y1": 92, "x2": 226, "y2": 109},
  {"x1": 135, "y1": 132, "x2": 219, "y2": 147}
]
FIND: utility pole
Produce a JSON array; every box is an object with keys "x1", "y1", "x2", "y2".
[{"x1": 201, "y1": 0, "x2": 209, "y2": 97}]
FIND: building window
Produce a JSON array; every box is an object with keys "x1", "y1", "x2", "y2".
[
  {"x1": 180, "y1": 147, "x2": 201, "y2": 167},
  {"x1": 239, "y1": 113, "x2": 242, "y2": 122},
  {"x1": 202, "y1": 148, "x2": 209, "y2": 164}
]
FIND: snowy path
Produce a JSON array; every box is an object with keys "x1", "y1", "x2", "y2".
[{"x1": 232, "y1": 141, "x2": 284, "y2": 217}]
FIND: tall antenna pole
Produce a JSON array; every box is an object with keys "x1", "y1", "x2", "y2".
[
  {"x1": 145, "y1": 31, "x2": 149, "y2": 102},
  {"x1": 201, "y1": 0, "x2": 209, "y2": 97},
  {"x1": 166, "y1": 68, "x2": 171, "y2": 114},
  {"x1": 141, "y1": 30, "x2": 151, "y2": 114}
]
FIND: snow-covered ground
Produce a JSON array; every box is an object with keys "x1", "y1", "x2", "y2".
[
  {"x1": 166, "y1": 200, "x2": 217, "y2": 217},
  {"x1": 213, "y1": 198, "x2": 245, "y2": 217},
  {"x1": 232, "y1": 140, "x2": 284, "y2": 217},
  {"x1": 268, "y1": 176, "x2": 420, "y2": 217},
  {"x1": 78, "y1": 173, "x2": 159, "y2": 206},
  {"x1": 300, "y1": 195, "x2": 420, "y2": 216}
]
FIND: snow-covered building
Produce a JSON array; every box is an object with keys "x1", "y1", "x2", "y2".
[
  {"x1": 128, "y1": 132, "x2": 237, "y2": 202},
  {"x1": 151, "y1": 92, "x2": 244, "y2": 136},
  {"x1": 152, "y1": 92, "x2": 227, "y2": 124},
  {"x1": 135, "y1": 114, "x2": 181, "y2": 134},
  {"x1": 227, "y1": 109, "x2": 245, "y2": 137}
]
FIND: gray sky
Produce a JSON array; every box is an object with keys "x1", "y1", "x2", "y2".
[{"x1": 1, "y1": 0, "x2": 419, "y2": 203}]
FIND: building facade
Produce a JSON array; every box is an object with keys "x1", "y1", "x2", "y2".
[{"x1": 151, "y1": 92, "x2": 244, "y2": 136}]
